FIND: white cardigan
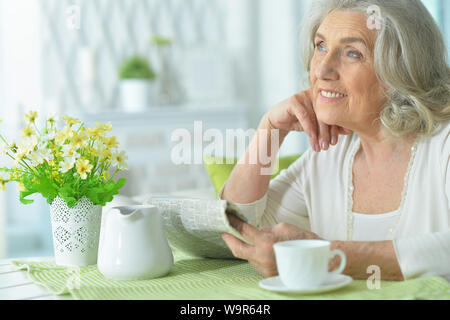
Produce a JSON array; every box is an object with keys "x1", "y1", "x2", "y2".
[{"x1": 221, "y1": 121, "x2": 450, "y2": 280}]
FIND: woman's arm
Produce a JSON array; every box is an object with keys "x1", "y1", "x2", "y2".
[
  {"x1": 222, "y1": 90, "x2": 350, "y2": 205},
  {"x1": 221, "y1": 114, "x2": 289, "y2": 204},
  {"x1": 330, "y1": 240, "x2": 404, "y2": 281}
]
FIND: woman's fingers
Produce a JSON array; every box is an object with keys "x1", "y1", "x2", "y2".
[
  {"x1": 227, "y1": 215, "x2": 261, "y2": 244},
  {"x1": 222, "y1": 233, "x2": 254, "y2": 261},
  {"x1": 291, "y1": 99, "x2": 320, "y2": 152},
  {"x1": 314, "y1": 124, "x2": 353, "y2": 152},
  {"x1": 267, "y1": 89, "x2": 353, "y2": 153},
  {"x1": 318, "y1": 121, "x2": 331, "y2": 151},
  {"x1": 330, "y1": 125, "x2": 339, "y2": 146}
]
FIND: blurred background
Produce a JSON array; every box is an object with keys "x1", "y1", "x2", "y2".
[{"x1": 0, "y1": 0, "x2": 448, "y2": 259}]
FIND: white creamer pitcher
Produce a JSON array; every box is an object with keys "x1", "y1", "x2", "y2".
[{"x1": 97, "y1": 205, "x2": 174, "y2": 280}]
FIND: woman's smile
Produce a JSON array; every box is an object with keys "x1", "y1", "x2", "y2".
[{"x1": 319, "y1": 89, "x2": 348, "y2": 103}]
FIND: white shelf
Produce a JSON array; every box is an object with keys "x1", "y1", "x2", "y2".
[
  {"x1": 76, "y1": 103, "x2": 246, "y2": 121},
  {"x1": 75, "y1": 102, "x2": 247, "y2": 126}
]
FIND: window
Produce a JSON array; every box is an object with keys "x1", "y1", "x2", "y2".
[{"x1": 422, "y1": 0, "x2": 442, "y2": 27}]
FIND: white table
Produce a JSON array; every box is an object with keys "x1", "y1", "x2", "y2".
[{"x1": 0, "y1": 258, "x2": 71, "y2": 300}]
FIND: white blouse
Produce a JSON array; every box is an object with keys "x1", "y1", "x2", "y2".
[
  {"x1": 221, "y1": 121, "x2": 450, "y2": 280},
  {"x1": 352, "y1": 211, "x2": 400, "y2": 242}
]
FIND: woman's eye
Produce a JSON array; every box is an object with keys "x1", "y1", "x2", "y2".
[
  {"x1": 315, "y1": 42, "x2": 326, "y2": 51},
  {"x1": 348, "y1": 51, "x2": 362, "y2": 59}
]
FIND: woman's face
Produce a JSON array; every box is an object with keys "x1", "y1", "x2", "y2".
[{"x1": 310, "y1": 10, "x2": 387, "y2": 132}]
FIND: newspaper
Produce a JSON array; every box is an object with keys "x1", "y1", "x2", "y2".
[{"x1": 142, "y1": 197, "x2": 250, "y2": 259}]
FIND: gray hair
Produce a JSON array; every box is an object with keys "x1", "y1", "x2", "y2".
[{"x1": 299, "y1": 0, "x2": 450, "y2": 137}]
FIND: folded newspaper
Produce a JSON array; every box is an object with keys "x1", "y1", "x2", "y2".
[{"x1": 106, "y1": 196, "x2": 250, "y2": 259}]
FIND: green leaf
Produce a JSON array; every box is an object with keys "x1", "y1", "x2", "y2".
[
  {"x1": 20, "y1": 191, "x2": 36, "y2": 205},
  {"x1": 86, "y1": 178, "x2": 127, "y2": 207}
]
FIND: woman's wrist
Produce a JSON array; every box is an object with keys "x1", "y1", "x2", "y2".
[
  {"x1": 260, "y1": 114, "x2": 290, "y2": 142},
  {"x1": 329, "y1": 240, "x2": 405, "y2": 281}
]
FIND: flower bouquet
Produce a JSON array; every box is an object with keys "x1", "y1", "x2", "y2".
[{"x1": 0, "y1": 111, "x2": 129, "y2": 266}]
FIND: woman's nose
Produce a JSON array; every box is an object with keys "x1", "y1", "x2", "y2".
[{"x1": 315, "y1": 55, "x2": 339, "y2": 81}]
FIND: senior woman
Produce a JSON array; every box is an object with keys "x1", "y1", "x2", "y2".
[{"x1": 220, "y1": 0, "x2": 450, "y2": 282}]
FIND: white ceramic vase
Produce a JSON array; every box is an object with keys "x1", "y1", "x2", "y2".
[
  {"x1": 50, "y1": 196, "x2": 102, "y2": 267},
  {"x1": 119, "y1": 79, "x2": 152, "y2": 112}
]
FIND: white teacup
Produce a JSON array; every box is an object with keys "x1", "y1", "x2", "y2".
[{"x1": 273, "y1": 240, "x2": 346, "y2": 289}]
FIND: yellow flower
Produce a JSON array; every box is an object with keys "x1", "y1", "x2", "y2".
[
  {"x1": 102, "y1": 171, "x2": 110, "y2": 181},
  {"x1": 17, "y1": 182, "x2": 26, "y2": 192},
  {"x1": 86, "y1": 127, "x2": 102, "y2": 139},
  {"x1": 11, "y1": 167, "x2": 19, "y2": 180},
  {"x1": 96, "y1": 122, "x2": 112, "y2": 132},
  {"x1": 55, "y1": 126, "x2": 74, "y2": 145},
  {"x1": 102, "y1": 149, "x2": 112, "y2": 159},
  {"x1": 22, "y1": 126, "x2": 35, "y2": 138},
  {"x1": 62, "y1": 116, "x2": 81, "y2": 127},
  {"x1": 76, "y1": 158, "x2": 93, "y2": 180},
  {"x1": 103, "y1": 136, "x2": 119, "y2": 149},
  {"x1": 24, "y1": 111, "x2": 38, "y2": 123},
  {"x1": 70, "y1": 131, "x2": 88, "y2": 150},
  {"x1": 47, "y1": 114, "x2": 58, "y2": 126}
]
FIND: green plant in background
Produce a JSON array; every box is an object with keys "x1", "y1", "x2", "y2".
[
  {"x1": 150, "y1": 35, "x2": 173, "y2": 47},
  {"x1": 0, "y1": 112, "x2": 128, "y2": 208},
  {"x1": 119, "y1": 55, "x2": 156, "y2": 80}
]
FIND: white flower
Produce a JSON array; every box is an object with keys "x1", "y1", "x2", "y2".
[
  {"x1": 16, "y1": 137, "x2": 38, "y2": 156},
  {"x1": 62, "y1": 144, "x2": 80, "y2": 158},
  {"x1": 42, "y1": 131, "x2": 56, "y2": 142},
  {"x1": 37, "y1": 132, "x2": 56, "y2": 150},
  {"x1": 30, "y1": 147, "x2": 54, "y2": 166},
  {"x1": 111, "y1": 150, "x2": 129, "y2": 170},
  {"x1": 92, "y1": 140, "x2": 107, "y2": 157},
  {"x1": 0, "y1": 144, "x2": 7, "y2": 156},
  {"x1": 59, "y1": 156, "x2": 76, "y2": 174}
]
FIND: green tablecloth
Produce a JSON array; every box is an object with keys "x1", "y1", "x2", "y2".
[{"x1": 11, "y1": 252, "x2": 450, "y2": 300}]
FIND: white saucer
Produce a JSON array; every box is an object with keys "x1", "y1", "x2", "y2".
[{"x1": 259, "y1": 274, "x2": 353, "y2": 295}]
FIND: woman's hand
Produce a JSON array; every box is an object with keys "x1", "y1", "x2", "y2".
[
  {"x1": 266, "y1": 88, "x2": 352, "y2": 152},
  {"x1": 222, "y1": 215, "x2": 322, "y2": 278}
]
